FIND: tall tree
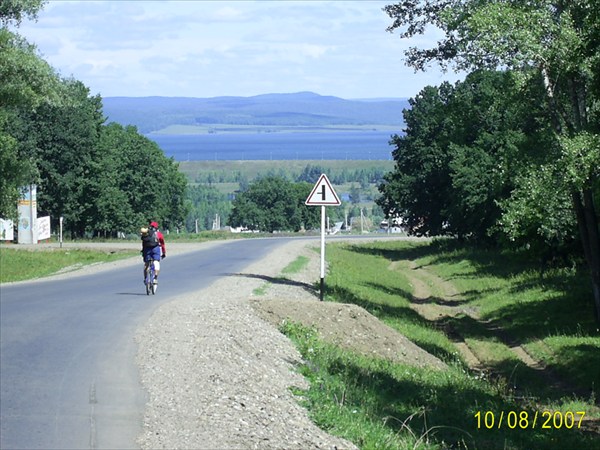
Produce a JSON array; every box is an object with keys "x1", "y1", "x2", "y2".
[
  {"x1": 185, "y1": 184, "x2": 231, "y2": 232},
  {"x1": 92, "y1": 123, "x2": 188, "y2": 235},
  {"x1": 379, "y1": 70, "x2": 537, "y2": 239},
  {"x1": 379, "y1": 83, "x2": 456, "y2": 236},
  {"x1": 0, "y1": 0, "x2": 46, "y2": 26},
  {"x1": 0, "y1": 24, "x2": 61, "y2": 219},
  {"x1": 17, "y1": 79, "x2": 104, "y2": 236},
  {"x1": 229, "y1": 177, "x2": 319, "y2": 233},
  {"x1": 384, "y1": 0, "x2": 600, "y2": 322},
  {"x1": 28, "y1": 79, "x2": 105, "y2": 236}
]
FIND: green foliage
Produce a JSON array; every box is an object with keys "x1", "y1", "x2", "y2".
[
  {"x1": 282, "y1": 322, "x2": 597, "y2": 450},
  {"x1": 498, "y1": 165, "x2": 578, "y2": 246},
  {"x1": 0, "y1": 28, "x2": 61, "y2": 110},
  {"x1": 0, "y1": 0, "x2": 46, "y2": 26},
  {"x1": 378, "y1": 70, "x2": 547, "y2": 242},
  {"x1": 228, "y1": 176, "x2": 320, "y2": 232},
  {"x1": 185, "y1": 184, "x2": 231, "y2": 232},
  {"x1": 0, "y1": 27, "x2": 62, "y2": 219},
  {"x1": 19, "y1": 79, "x2": 105, "y2": 235},
  {"x1": 1, "y1": 3, "x2": 188, "y2": 234},
  {"x1": 0, "y1": 129, "x2": 25, "y2": 221},
  {"x1": 0, "y1": 9, "x2": 188, "y2": 235},
  {"x1": 326, "y1": 242, "x2": 459, "y2": 362},
  {"x1": 384, "y1": 0, "x2": 598, "y2": 80},
  {"x1": 92, "y1": 123, "x2": 188, "y2": 234},
  {"x1": 182, "y1": 160, "x2": 394, "y2": 187}
]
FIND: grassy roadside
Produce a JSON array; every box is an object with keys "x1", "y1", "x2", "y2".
[
  {"x1": 0, "y1": 247, "x2": 138, "y2": 283},
  {"x1": 281, "y1": 239, "x2": 600, "y2": 449}
]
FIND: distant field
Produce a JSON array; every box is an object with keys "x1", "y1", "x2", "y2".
[{"x1": 178, "y1": 160, "x2": 395, "y2": 182}]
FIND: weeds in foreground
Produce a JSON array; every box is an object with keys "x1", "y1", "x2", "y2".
[{"x1": 282, "y1": 322, "x2": 598, "y2": 450}]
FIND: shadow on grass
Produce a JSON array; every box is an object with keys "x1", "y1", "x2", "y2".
[
  {"x1": 309, "y1": 351, "x2": 599, "y2": 450},
  {"x1": 342, "y1": 239, "x2": 597, "y2": 334},
  {"x1": 363, "y1": 280, "x2": 466, "y2": 307},
  {"x1": 332, "y1": 240, "x2": 599, "y2": 399},
  {"x1": 551, "y1": 344, "x2": 600, "y2": 398}
]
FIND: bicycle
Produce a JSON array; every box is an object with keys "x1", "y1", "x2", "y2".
[{"x1": 145, "y1": 259, "x2": 158, "y2": 295}]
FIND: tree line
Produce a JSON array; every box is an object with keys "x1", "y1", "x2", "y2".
[
  {"x1": 379, "y1": 0, "x2": 599, "y2": 322},
  {"x1": 187, "y1": 177, "x2": 384, "y2": 233},
  {"x1": 0, "y1": 2, "x2": 187, "y2": 237},
  {"x1": 192, "y1": 163, "x2": 390, "y2": 187}
]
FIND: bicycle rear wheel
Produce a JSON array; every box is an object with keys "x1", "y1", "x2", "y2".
[
  {"x1": 145, "y1": 263, "x2": 154, "y2": 295},
  {"x1": 150, "y1": 262, "x2": 157, "y2": 295}
]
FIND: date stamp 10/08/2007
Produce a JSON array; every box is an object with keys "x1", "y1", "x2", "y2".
[{"x1": 474, "y1": 411, "x2": 586, "y2": 430}]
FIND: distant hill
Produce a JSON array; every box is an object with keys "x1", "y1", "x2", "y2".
[{"x1": 102, "y1": 91, "x2": 409, "y2": 134}]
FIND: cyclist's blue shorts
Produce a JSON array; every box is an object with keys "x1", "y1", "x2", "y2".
[{"x1": 142, "y1": 246, "x2": 161, "y2": 262}]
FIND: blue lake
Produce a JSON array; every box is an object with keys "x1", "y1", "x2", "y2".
[{"x1": 146, "y1": 130, "x2": 400, "y2": 161}]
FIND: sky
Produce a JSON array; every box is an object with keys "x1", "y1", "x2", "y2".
[{"x1": 16, "y1": 0, "x2": 464, "y2": 100}]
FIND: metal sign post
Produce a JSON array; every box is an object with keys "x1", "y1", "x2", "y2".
[
  {"x1": 305, "y1": 174, "x2": 341, "y2": 301},
  {"x1": 319, "y1": 204, "x2": 326, "y2": 300}
]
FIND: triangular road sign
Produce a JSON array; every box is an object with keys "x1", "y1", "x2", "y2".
[{"x1": 305, "y1": 174, "x2": 341, "y2": 206}]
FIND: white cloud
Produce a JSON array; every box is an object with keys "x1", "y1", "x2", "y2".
[{"x1": 16, "y1": 0, "x2": 465, "y2": 99}]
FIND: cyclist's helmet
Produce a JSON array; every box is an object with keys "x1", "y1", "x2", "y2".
[
  {"x1": 149, "y1": 221, "x2": 159, "y2": 228},
  {"x1": 140, "y1": 227, "x2": 149, "y2": 236}
]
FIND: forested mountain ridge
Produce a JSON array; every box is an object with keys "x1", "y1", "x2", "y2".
[{"x1": 102, "y1": 92, "x2": 409, "y2": 133}]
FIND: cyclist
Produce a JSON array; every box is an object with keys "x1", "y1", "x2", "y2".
[{"x1": 140, "y1": 221, "x2": 167, "y2": 285}]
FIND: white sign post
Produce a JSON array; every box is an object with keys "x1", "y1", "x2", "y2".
[
  {"x1": 305, "y1": 174, "x2": 341, "y2": 301},
  {"x1": 17, "y1": 185, "x2": 37, "y2": 244}
]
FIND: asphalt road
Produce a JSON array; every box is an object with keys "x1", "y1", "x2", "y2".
[{"x1": 0, "y1": 238, "x2": 292, "y2": 450}]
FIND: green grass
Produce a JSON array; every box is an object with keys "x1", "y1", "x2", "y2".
[
  {"x1": 0, "y1": 247, "x2": 137, "y2": 283},
  {"x1": 280, "y1": 239, "x2": 600, "y2": 449},
  {"x1": 252, "y1": 283, "x2": 270, "y2": 296},
  {"x1": 281, "y1": 255, "x2": 310, "y2": 276},
  {"x1": 178, "y1": 159, "x2": 394, "y2": 183}
]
